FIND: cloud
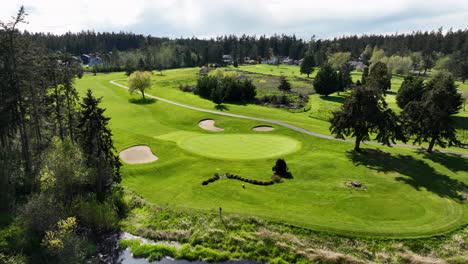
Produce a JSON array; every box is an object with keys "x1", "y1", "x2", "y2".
[{"x1": 1, "y1": 0, "x2": 468, "y2": 39}]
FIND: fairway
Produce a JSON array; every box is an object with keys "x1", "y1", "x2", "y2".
[
  {"x1": 75, "y1": 71, "x2": 468, "y2": 238},
  {"x1": 178, "y1": 134, "x2": 301, "y2": 160}
]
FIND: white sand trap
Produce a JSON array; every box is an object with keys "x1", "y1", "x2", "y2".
[
  {"x1": 119, "y1": 145, "x2": 158, "y2": 164},
  {"x1": 198, "y1": 119, "x2": 224, "y2": 132},
  {"x1": 252, "y1": 125, "x2": 274, "y2": 132}
]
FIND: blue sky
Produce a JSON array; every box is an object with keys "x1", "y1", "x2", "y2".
[{"x1": 1, "y1": 0, "x2": 468, "y2": 39}]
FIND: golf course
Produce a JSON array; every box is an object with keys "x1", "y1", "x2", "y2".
[{"x1": 75, "y1": 66, "x2": 468, "y2": 238}]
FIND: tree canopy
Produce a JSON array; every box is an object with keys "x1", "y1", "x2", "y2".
[
  {"x1": 330, "y1": 86, "x2": 404, "y2": 152},
  {"x1": 401, "y1": 72, "x2": 463, "y2": 152},
  {"x1": 128, "y1": 71, "x2": 153, "y2": 99},
  {"x1": 300, "y1": 54, "x2": 315, "y2": 78},
  {"x1": 313, "y1": 64, "x2": 340, "y2": 97},
  {"x1": 367, "y1": 62, "x2": 392, "y2": 95}
]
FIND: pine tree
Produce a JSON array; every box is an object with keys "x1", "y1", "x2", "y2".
[
  {"x1": 396, "y1": 75, "x2": 425, "y2": 109},
  {"x1": 401, "y1": 72, "x2": 463, "y2": 153},
  {"x1": 300, "y1": 54, "x2": 315, "y2": 78},
  {"x1": 367, "y1": 62, "x2": 391, "y2": 95},
  {"x1": 330, "y1": 86, "x2": 404, "y2": 152},
  {"x1": 78, "y1": 90, "x2": 121, "y2": 201},
  {"x1": 278, "y1": 76, "x2": 292, "y2": 92},
  {"x1": 314, "y1": 64, "x2": 339, "y2": 97}
]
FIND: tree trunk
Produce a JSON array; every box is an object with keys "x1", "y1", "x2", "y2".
[
  {"x1": 427, "y1": 137, "x2": 436, "y2": 153},
  {"x1": 354, "y1": 137, "x2": 362, "y2": 152},
  {"x1": 142, "y1": 91, "x2": 145, "y2": 100}
]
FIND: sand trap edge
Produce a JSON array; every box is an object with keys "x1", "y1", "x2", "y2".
[
  {"x1": 252, "y1": 125, "x2": 274, "y2": 132},
  {"x1": 198, "y1": 119, "x2": 224, "y2": 132},
  {"x1": 119, "y1": 145, "x2": 158, "y2": 164}
]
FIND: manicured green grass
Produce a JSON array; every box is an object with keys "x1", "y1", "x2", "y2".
[
  {"x1": 178, "y1": 134, "x2": 301, "y2": 160},
  {"x1": 75, "y1": 70, "x2": 467, "y2": 238}
]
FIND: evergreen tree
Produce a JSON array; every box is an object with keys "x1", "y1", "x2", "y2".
[
  {"x1": 338, "y1": 63, "x2": 353, "y2": 91},
  {"x1": 367, "y1": 62, "x2": 391, "y2": 95},
  {"x1": 330, "y1": 86, "x2": 404, "y2": 152},
  {"x1": 78, "y1": 90, "x2": 121, "y2": 201},
  {"x1": 396, "y1": 75, "x2": 425, "y2": 109},
  {"x1": 300, "y1": 54, "x2": 315, "y2": 78},
  {"x1": 361, "y1": 66, "x2": 369, "y2": 85},
  {"x1": 211, "y1": 85, "x2": 225, "y2": 105},
  {"x1": 314, "y1": 64, "x2": 339, "y2": 97},
  {"x1": 278, "y1": 76, "x2": 292, "y2": 92},
  {"x1": 401, "y1": 72, "x2": 463, "y2": 153}
]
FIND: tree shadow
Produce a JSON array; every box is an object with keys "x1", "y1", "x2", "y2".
[
  {"x1": 320, "y1": 95, "x2": 347, "y2": 104},
  {"x1": 346, "y1": 149, "x2": 467, "y2": 202},
  {"x1": 214, "y1": 104, "x2": 229, "y2": 111},
  {"x1": 417, "y1": 150, "x2": 468, "y2": 173},
  {"x1": 453, "y1": 116, "x2": 468, "y2": 130},
  {"x1": 128, "y1": 98, "x2": 157, "y2": 105}
]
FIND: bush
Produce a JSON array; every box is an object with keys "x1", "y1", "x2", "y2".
[
  {"x1": 272, "y1": 159, "x2": 292, "y2": 179},
  {"x1": 121, "y1": 239, "x2": 177, "y2": 261},
  {"x1": 71, "y1": 195, "x2": 119, "y2": 232}
]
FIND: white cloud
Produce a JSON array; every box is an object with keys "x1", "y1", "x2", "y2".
[{"x1": 1, "y1": 0, "x2": 468, "y2": 38}]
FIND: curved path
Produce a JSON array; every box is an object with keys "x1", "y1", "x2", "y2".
[{"x1": 110, "y1": 80, "x2": 468, "y2": 157}]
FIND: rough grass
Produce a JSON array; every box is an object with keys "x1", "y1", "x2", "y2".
[
  {"x1": 76, "y1": 69, "x2": 467, "y2": 238},
  {"x1": 120, "y1": 192, "x2": 468, "y2": 264}
]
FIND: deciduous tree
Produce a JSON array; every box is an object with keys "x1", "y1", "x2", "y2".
[{"x1": 128, "y1": 71, "x2": 152, "y2": 100}]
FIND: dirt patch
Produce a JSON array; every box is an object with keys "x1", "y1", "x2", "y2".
[
  {"x1": 198, "y1": 119, "x2": 224, "y2": 131},
  {"x1": 252, "y1": 125, "x2": 274, "y2": 132},
  {"x1": 119, "y1": 145, "x2": 158, "y2": 164}
]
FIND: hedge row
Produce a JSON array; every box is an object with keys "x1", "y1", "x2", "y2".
[
  {"x1": 201, "y1": 174, "x2": 220, "y2": 185},
  {"x1": 201, "y1": 173, "x2": 275, "y2": 186}
]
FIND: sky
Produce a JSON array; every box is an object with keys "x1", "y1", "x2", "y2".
[{"x1": 1, "y1": 0, "x2": 468, "y2": 39}]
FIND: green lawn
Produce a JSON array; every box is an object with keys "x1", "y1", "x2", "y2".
[{"x1": 75, "y1": 70, "x2": 467, "y2": 238}]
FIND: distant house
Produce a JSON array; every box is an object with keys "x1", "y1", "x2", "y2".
[
  {"x1": 222, "y1": 54, "x2": 233, "y2": 64},
  {"x1": 349, "y1": 61, "x2": 365, "y2": 71},
  {"x1": 281, "y1": 57, "x2": 299, "y2": 65},
  {"x1": 81, "y1": 54, "x2": 91, "y2": 65},
  {"x1": 261, "y1": 56, "x2": 278, "y2": 65},
  {"x1": 81, "y1": 53, "x2": 102, "y2": 67}
]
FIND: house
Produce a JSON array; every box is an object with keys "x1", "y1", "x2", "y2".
[
  {"x1": 261, "y1": 56, "x2": 278, "y2": 65},
  {"x1": 81, "y1": 53, "x2": 102, "y2": 67},
  {"x1": 222, "y1": 54, "x2": 233, "y2": 64}
]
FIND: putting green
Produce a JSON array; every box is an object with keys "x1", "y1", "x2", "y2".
[{"x1": 178, "y1": 134, "x2": 301, "y2": 160}]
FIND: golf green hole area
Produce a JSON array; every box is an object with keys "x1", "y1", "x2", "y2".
[{"x1": 178, "y1": 134, "x2": 301, "y2": 160}]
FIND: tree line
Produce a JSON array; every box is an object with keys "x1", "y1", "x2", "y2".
[{"x1": 1, "y1": 8, "x2": 123, "y2": 263}]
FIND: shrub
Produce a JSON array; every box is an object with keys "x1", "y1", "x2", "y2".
[
  {"x1": 176, "y1": 244, "x2": 198, "y2": 261},
  {"x1": 272, "y1": 159, "x2": 292, "y2": 179},
  {"x1": 71, "y1": 195, "x2": 119, "y2": 232}
]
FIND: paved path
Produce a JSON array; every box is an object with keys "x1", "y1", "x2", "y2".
[{"x1": 110, "y1": 79, "x2": 468, "y2": 158}]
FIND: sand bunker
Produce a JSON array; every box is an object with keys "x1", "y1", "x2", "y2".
[
  {"x1": 119, "y1": 145, "x2": 158, "y2": 164},
  {"x1": 198, "y1": 119, "x2": 224, "y2": 132},
  {"x1": 252, "y1": 125, "x2": 274, "y2": 132}
]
